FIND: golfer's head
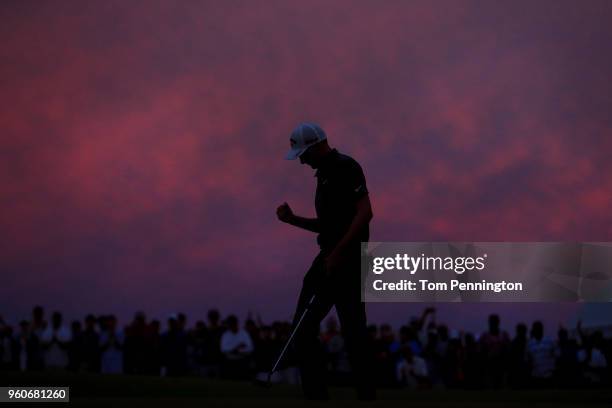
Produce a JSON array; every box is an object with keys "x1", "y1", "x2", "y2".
[
  {"x1": 299, "y1": 140, "x2": 331, "y2": 168},
  {"x1": 285, "y1": 122, "x2": 329, "y2": 168}
]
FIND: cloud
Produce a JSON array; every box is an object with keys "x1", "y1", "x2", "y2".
[{"x1": 1, "y1": 0, "x2": 612, "y2": 328}]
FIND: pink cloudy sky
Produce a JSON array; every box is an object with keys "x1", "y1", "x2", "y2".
[{"x1": 2, "y1": 0, "x2": 612, "y2": 332}]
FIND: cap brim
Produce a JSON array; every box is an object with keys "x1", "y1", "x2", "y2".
[{"x1": 285, "y1": 147, "x2": 306, "y2": 160}]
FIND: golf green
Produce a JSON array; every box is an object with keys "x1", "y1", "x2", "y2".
[{"x1": 1, "y1": 370, "x2": 610, "y2": 407}]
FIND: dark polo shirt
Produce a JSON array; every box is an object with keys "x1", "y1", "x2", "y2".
[{"x1": 314, "y1": 149, "x2": 369, "y2": 251}]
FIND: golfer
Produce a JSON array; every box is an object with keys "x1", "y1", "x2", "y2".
[{"x1": 277, "y1": 122, "x2": 376, "y2": 400}]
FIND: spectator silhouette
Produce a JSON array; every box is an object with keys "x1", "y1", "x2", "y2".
[
  {"x1": 100, "y1": 315, "x2": 124, "y2": 374},
  {"x1": 31, "y1": 306, "x2": 46, "y2": 338},
  {"x1": 2, "y1": 304, "x2": 611, "y2": 390},
  {"x1": 376, "y1": 323, "x2": 400, "y2": 386},
  {"x1": 577, "y1": 326, "x2": 608, "y2": 385},
  {"x1": 201, "y1": 309, "x2": 224, "y2": 378},
  {"x1": 220, "y1": 315, "x2": 253, "y2": 379},
  {"x1": 191, "y1": 320, "x2": 207, "y2": 376},
  {"x1": 68, "y1": 320, "x2": 83, "y2": 372},
  {"x1": 322, "y1": 316, "x2": 348, "y2": 379},
  {"x1": 479, "y1": 314, "x2": 509, "y2": 387},
  {"x1": 124, "y1": 311, "x2": 148, "y2": 374},
  {"x1": 41, "y1": 312, "x2": 71, "y2": 369},
  {"x1": 555, "y1": 326, "x2": 578, "y2": 386},
  {"x1": 28, "y1": 306, "x2": 46, "y2": 370},
  {"x1": 253, "y1": 325, "x2": 276, "y2": 374},
  {"x1": 397, "y1": 345, "x2": 428, "y2": 389},
  {"x1": 1, "y1": 318, "x2": 18, "y2": 370},
  {"x1": 145, "y1": 319, "x2": 162, "y2": 375},
  {"x1": 16, "y1": 319, "x2": 44, "y2": 371},
  {"x1": 463, "y1": 332, "x2": 483, "y2": 388},
  {"x1": 527, "y1": 321, "x2": 556, "y2": 387},
  {"x1": 244, "y1": 317, "x2": 259, "y2": 344},
  {"x1": 81, "y1": 314, "x2": 100, "y2": 372},
  {"x1": 161, "y1": 315, "x2": 188, "y2": 376},
  {"x1": 509, "y1": 323, "x2": 529, "y2": 388},
  {"x1": 399, "y1": 325, "x2": 422, "y2": 356}
]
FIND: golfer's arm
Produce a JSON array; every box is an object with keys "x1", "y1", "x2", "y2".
[
  {"x1": 287, "y1": 215, "x2": 321, "y2": 233},
  {"x1": 334, "y1": 194, "x2": 373, "y2": 252}
]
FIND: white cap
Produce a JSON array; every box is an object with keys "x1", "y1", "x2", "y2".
[{"x1": 285, "y1": 122, "x2": 327, "y2": 160}]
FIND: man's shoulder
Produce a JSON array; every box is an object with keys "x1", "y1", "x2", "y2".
[
  {"x1": 333, "y1": 151, "x2": 364, "y2": 172},
  {"x1": 335, "y1": 150, "x2": 358, "y2": 164}
]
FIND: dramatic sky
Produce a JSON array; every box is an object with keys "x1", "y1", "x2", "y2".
[{"x1": 2, "y1": 0, "x2": 612, "y2": 332}]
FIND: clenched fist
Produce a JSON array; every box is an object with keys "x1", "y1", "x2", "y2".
[{"x1": 276, "y1": 202, "x2": 294, "y2": 223}]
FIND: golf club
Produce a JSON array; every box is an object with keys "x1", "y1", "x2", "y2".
[{"x1": 253, "y1": 294, "x2": 317, "y2": 388}]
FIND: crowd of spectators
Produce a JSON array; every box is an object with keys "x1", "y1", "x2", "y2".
[{"x1": 1, "y1": 306, "x2": 610, "y2": 389}]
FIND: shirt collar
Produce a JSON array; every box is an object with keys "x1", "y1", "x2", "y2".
[{"x1": 315, "y1": 149, "x2": 339, "y2": 178}]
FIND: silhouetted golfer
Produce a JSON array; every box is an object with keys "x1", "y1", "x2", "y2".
[{"x1": 277, "y1": 122, "x2": 376, "y2": 400}]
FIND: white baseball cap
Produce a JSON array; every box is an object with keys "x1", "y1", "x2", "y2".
[{"x1": 285, "y1": 122, "x2": 327, "y2": 160}]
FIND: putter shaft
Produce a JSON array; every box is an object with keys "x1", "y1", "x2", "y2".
[{"x1": 269, "y1": 294, "x2": 316, "y2": 375}]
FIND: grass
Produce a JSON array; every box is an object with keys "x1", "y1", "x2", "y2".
[{"x1": 1, "y1": 370, "x2": 611, "y2": 407}]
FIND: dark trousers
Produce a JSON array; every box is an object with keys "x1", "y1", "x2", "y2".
[{"x1": 292, "y1": 251, "x2": 376, "y2": 400}]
